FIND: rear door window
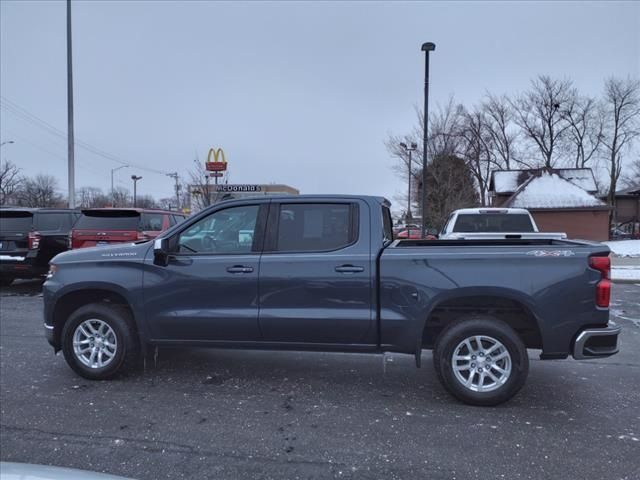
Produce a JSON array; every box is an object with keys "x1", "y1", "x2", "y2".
[
  {"x1": 0, "y1": 212, "x2": 33, "y2": 232},
  {"x1": 382, "y1": 206, "x2": 394, "y2": 244},
  {"x1": 74, "y1": 211, "x2": 141, "y2": 230},
  {"x1": 140, "y1": 213, "x2": 165, "y2": 231},
  {"x1": 274, "y1": 203, "x2": 356, "y2": 252},
  {"x1": 35, "y1": 212, "x2": 74, "y2": 232}
]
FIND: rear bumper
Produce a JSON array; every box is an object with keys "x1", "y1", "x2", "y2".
[
  {"x1": 0, "y1": 255, "x2": 44, "y2": 278},
  {"x1": 573, "y1": 325, "x2": 621, "y2": 360}
]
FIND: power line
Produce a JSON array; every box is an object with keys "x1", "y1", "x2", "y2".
[{"x1": 0, "y1": 95, "x2": 169, "y2": 175}]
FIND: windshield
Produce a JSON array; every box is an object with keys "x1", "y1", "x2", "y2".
[
  {"x1": 74, "y1": 211, "x2": 141, "y2": 230},
  {"x1": 0, "y1": 212, "x2": 33, "y2": 232},
  {"x1": 453, "y1": 213, "x2": 535, "y2": 233}
]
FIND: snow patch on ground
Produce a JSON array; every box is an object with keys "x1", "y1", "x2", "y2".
[
  {"x1": 510, "y1": 173, "x2": 604, "y2": 208},
  {"x1": 604, "y1": 240, "x2": 640, "y2": 257},
  {"x1": 611, "y1": 267, "x2": 640, "y2": 282}
]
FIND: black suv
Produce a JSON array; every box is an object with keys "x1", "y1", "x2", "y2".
[{"x1": 0, "y1": 208, "x2": 80, "y2": 286}]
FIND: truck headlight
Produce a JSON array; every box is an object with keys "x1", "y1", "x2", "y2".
[{"x1": 46, "y1": 264, "x2": 59, "y2": 279}]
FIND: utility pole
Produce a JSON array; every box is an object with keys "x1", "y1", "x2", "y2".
[
  {"x1": 166, "y1": 172, "x2": 180, "y2": 210},
  {"x1": 111, "y1": 165, "x2": 128, "y2": 207},
  {"x1": 399, "y1": 142, "x2": 417, "y2": 223},
  {"x1": 420, "y1": 42, "x2": 436, "y2": 238},
  {"x1": 67, "y1": 0, "x2": 76, "y2": 208},
  {"x1": 131, "y1": 175, "x2": 142, "y2": 207}
]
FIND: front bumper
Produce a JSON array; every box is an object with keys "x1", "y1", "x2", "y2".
[{"x1": 573, "y1": 325, "x2": 621, "y2": 360}]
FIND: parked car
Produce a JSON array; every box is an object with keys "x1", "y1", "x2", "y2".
[
  {"x1": 395, "y1": 227, "x2": 438, "y2": 240},
  {"x1": 439, "y1": 207, "x2": 566, "y2": 240},
  {"x1": 69, "y1": 208, "x2": 186, "y2": 249},
  {"x1": 43, "y1": 195, "x2": 619, "y2": 406},
  {"x1": 0, "y1": 208, "x2": 79, "y2": 286}
]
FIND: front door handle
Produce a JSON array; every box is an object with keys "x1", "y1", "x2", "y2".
[
  {"x1": 335, "y1": 265, "x2": 365, "y2": 274},
  {"x1": 226, "y1": 265, "x2": 254, "y2": 274}
]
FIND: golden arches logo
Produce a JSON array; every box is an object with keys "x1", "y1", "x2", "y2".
[
  {"x1": 205, "y1": 147, "x2": 227, "y2": 172},
  {"x1": 207, "y1": 147, "x2": 226, "y2": 164}
]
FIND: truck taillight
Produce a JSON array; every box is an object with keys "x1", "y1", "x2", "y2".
[
  {"x1": 589, "y1": 256, "x2": 611, "y2": 308},
  {"x1": 28, "y1": 231, "x2": 41, "y2": 250},
  {"x1": 595, "y1": 279, "x2": 611, "y2": 308},
  {"x1": 589, "y1": 256, "x2": 610, "y2": 279}
]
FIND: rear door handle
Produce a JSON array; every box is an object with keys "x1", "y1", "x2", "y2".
[
  {"x1": 335, "y1": 265, "x2": 365, "y2": 274},
  {"x1": 226, "y1": 265, "x2": 254, "y2": 274}
]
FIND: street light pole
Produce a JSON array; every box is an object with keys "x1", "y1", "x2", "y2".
[
  {"x1": 420, "y1": 42, "x2": 436, "y2": 239},
  {"x1": 166, "y1": 172, "x2": 180, "y2": 210},
  {"x1": 400, "y1": 142, "x2": 418, "y2": 222},
  {"x1": 131, "y1": 175, "x2": 142, "y2": 207},
  {"x1": 67, "y1": 0, "x2": 76, "y2": 209},
  {"x1": 110, "y1": 165, "x2": 128, "y2": 207}
]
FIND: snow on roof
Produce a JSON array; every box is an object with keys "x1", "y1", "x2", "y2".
[
  {"x1": 508, "y1": 172, "x2": 605, "y2": 209},
  {"x1": 492, "y1": 171, "x2": 521, "y2": 193},
  {"x1": 492, "y1": 168, "x2": 597, "y2": 194}
]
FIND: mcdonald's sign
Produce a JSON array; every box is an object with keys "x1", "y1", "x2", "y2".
[{"x1": 205, "y1": 148, "x2": 227, "y2": 172}]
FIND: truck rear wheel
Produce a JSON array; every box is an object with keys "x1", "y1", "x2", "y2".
[
  {"x1": 61, "y1": 303, "x2": 140, "y2": 380},
  {"x1": 433, "y1": 316, "x2": 529, "y2": 406}
]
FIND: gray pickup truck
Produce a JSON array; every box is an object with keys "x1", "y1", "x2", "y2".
[{"x1": 43, "y1": 195, "x2": 620, "y2": 405}]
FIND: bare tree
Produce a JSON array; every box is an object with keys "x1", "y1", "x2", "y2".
[
  {"x1": 187, "y1": 156, "x2": 229, "y2": 211},
  {"x1": 386, "y1": 97, "x2": 467, "y2": 219},
  {"x1": 511, "y1": 75, "x2": 576, "y2": 168},
  {"x1": 561, "y1": 95, "x2": 604, "y2": 168},
  {"x1": 17, "y1": 174, "x2": 63, "y2": 207},
  {"x1": 0, "y1": 159, "x2": 22, "y2": 205},
  {"x1": 416, "y1": 155, "x2": 479, "y2": 228},
  {"x1": 77, "y1": 186, "x2": 110, "y2": 208},
  {"x1": 482, "y1": 93, "x2": 520, "y2": 169},
  {"x1": 458, "y1": 106, "x2": 498, "y2": 205},
  {"x1": 136, "y1": 195, "x2": 158, "y2": 209},
  {"x1": 600, "y1": 77, "x2": 640, "y2": 215},
  {"x1": 112, "y1": 186, "x2": 131, "y2": 208}
]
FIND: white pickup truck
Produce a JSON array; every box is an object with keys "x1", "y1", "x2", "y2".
[{"x1": 439, "y1": 208, "x2": 567, "y2": 240}]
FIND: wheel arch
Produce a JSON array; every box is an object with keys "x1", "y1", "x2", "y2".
[
  {"x1": 51, "y1": 284, "x2": 143, "y2": 352},
  {"x1": 419, "y1": 288, "x2": 543, "y2": 355}
]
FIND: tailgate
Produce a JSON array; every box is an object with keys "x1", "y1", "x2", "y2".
[
  {"x1": 71, "y1": 209, "x2": 141, "y2": 249},
  {"x1": 72, "y1": 229, "x2": 139, "y2": 248},
  {"x1": 0, "y1": 211, "x2": 32, "y2": 257}
]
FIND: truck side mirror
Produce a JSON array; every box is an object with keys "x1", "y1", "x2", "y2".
[{"x1": 153, "y1": 237, "x2": 170, "y2": 266}]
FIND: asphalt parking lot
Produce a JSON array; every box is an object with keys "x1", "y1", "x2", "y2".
[{"x1": 1, "y1": 281, "x2": 639, "y2": 480}]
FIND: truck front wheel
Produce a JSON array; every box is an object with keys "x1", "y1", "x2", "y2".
[
  {"x1": 61, "y1": 303, "x2": 140, "y2": 380},
  {"x1": 433, "y1": 317, "x2": 529, "y2": 406}
]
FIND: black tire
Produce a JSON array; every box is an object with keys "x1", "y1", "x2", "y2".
[
  {"x1": 0, "y1": 276, "x2": 14, "y2": 287},
  {"x1": 61, "y1": 303, "x2": 140, "y2": 380},
  {"x1": 433, "y1": 316, "x2": 529, "y2": 406}
]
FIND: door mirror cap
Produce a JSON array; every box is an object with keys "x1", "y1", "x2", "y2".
[{"x1": 153, "y1": 237, "x2": 170, "y2": 266}]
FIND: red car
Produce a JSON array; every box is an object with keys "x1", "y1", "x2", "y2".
[
  {"x1": 395, "y1": 227, "x2": 438, "y2": 240},
  {"x1": 69, "y1": 208, "x2": 186, "y2": 249}
]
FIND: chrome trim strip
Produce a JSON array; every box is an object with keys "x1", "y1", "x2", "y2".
[
  {"x1": 0, "y1": 255, "x2": 26, "y2": 261},
  {"x1": 573, "y1": 326, "x2": 621, "y2": 360},
  {"x1": 44, "y1": 324, "x2": 54, "y2": 330}
]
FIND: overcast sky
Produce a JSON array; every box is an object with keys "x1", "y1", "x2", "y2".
[{"x1": 1, "y1": 0, "x2": 639, "y2": 207}]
